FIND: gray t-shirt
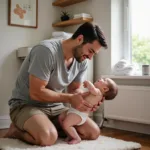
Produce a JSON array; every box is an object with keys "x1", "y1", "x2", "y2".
[{"x1": 9, "y1": 40, "x2": 88, "y2": 109}]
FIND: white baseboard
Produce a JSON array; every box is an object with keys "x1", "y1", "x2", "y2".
[
  {"x1": 0, "y1": 115, "x2": 11, "y2": 129},
  {"x1": 104, "y1": 119, "x2": 150, "y2": 135}
]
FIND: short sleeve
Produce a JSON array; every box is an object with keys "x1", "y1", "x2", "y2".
[
  {"x1": 73, "y1": 60, "x2": 88, "y2": 83},
  {"x1": 28, "y1": 45, "x2": 54, "y2": 81}
]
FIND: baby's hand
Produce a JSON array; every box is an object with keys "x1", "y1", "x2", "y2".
[{"x1": 83, "y1": 81, "x2": 88, "y2": 88}]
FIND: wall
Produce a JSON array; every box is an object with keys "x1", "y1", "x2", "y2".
[{"x1": 0, "y1": 0, "x2": 60, "y2": 116}]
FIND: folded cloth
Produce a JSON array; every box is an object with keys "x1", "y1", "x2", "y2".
[
  {"x1": 112, "y1": 59, "x2": 135, "y2": 75},
  {"x1": 113, "y1": 66, "x2": 135, "y2": 76},
  {"x1": 40, "y1": 36, "x2": 70, "y2": 45},
  {"x1": 41, "y1": 38, "x2": 63, "y2": 44},
  {"x1": 40, "y1": 38, "x2": 63, "y2": 45},
  {"x1": 74, "y1": 13, "x2": 92, "y2": 18},
  {"x1": 52, "y1": 31, "x2": 73, "y2": 38},
  {"x1": 113, "y1": 59, "x2": 129, "y2": 71},
  {"x1": 52, "y1": 35, "x2": 71, "y2": 40}
]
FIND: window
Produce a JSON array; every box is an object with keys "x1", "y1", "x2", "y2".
[{"x1": 124, "y1": 0, "x2": 150, "y2": 73}]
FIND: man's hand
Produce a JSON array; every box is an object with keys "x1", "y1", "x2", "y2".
[
  {"x1": 91, "y1": 97, "x2": 105, "y2": 112},
  {"x1": 70, "y1": 92, "x2": 93, "y2": 112}
]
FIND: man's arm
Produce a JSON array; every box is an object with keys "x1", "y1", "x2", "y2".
[
  {"x1": 30, "y1": 75, "x2": 92, "y2": 112},
  {"x1": 29, "y1": 75, "x2": 72, "y2": 103}
]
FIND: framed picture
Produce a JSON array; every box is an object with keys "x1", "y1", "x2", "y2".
[{"x1": 8, "y1": 0, "x2": 38, "y2": 28}]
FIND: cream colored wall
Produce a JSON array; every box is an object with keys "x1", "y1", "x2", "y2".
[{"x1": 0, "y1": 0, "x2": 60, "y2": 115}]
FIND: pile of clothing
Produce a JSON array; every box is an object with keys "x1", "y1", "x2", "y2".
[
  {"x1": 112, "y1": 59, "x2": 135, "y2": 76},
  {"x1": 40, "y1": 31, "x2": 73, "y2": 45},
  {"x1": 51, "y1": 31, "x2": 73, "y2": 40}
]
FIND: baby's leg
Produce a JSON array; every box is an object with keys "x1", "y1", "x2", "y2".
[
  {"x1": 61, "y1": 112, "x2": 82, "y2": 144},
  {"x1": 58, "y1": 110, "x2": 67, "y2": 127},
  {"x1": 58, "y1": 111, "x2": 71, "y2": 141}
]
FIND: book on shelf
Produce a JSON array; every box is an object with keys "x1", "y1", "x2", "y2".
[{"x1": 73, "y1": 13, "x2": 92, "y2": 19}]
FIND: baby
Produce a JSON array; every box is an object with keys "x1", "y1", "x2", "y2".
[{"x1": 58, "y1": 78, "x2": 118, "y2": 144}]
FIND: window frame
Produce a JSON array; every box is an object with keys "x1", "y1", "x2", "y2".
[{"x1": 123, "y1": 0, "x2": 132, "y2": 63}]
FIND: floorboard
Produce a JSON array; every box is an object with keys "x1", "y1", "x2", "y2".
[{"x1": 101, "y1": 127, "x2": 150, "y2": 150}]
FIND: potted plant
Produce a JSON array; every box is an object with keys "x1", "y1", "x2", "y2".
[{"x1": 60, "y1": 11, "x2": 70, "y2": 21}]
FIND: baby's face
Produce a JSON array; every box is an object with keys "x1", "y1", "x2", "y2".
[{"x1": 94, "y1": 78, "x2": 108, "y2": 91}]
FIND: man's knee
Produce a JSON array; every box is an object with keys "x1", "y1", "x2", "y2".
[
  {"x1": 36, "y1": 128, "x2": 58, "y2": 146},
  {"x1": 89, "y1": 125, "x2": 100, "y2": 140}
]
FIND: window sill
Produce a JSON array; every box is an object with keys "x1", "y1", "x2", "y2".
[{"x1": 101, "y1": 75, "x2": 150, "y2": 80}]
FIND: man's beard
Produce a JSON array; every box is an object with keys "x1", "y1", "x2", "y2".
[{"x1": 73, "y1": 45, "x2": 84, "y2": 63}]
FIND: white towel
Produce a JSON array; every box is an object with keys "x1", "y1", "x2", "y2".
[
  {"x1": 113, "y1": 66, "x2": 135, "y2": 76},
  {"x1": 52, "y1": 35, "x2": 71, "y2": 40},
  {"x1": 52, "y1": 31, "x2": 72, "y2": 38},
  {"x1": 112, "y1": 59, "x2": 135, "y2": 76},
  {"x1": 113, "y1": 59, "x2": 129, "y2": 71},
  {"x1": 40, "y1": 36, "x2": 70, "y2": 45}
]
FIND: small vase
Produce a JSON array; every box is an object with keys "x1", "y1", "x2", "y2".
[{"x1": 61, "y1": 16, "x2": 70, "y2": 21}]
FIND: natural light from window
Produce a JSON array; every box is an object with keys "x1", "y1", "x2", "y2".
[{"x1": 131, "y1": 0, "x2": 150, "y2": 70}]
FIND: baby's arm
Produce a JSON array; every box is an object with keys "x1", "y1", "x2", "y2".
[{"x1": 83, "y1": 80, "x2": 101, "y2": 96}]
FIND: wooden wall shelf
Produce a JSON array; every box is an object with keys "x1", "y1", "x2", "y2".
[
  {"x1": 52, "y1": 17, "x2": 93, "y2": 27},
  {"x1": 52, "y1": 0, "x2": 87, "y2": 7}
]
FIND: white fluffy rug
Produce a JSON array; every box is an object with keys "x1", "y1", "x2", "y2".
[{"x1": 0, "y1": 136, "x2": 141, "y2": 150}]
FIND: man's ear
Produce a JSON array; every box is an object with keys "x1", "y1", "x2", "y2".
[{"x1": 77, "y1": 34, "x2": 84, "y2": 45}]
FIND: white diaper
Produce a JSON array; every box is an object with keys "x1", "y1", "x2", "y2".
[{"x1": 67, "y1": 107, "x2": 88, "y2": 126}]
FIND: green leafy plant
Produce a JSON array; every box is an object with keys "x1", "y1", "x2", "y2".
[
  {"x1": 132, "y1": 34, "x2": 150, "y2": 65},
  {"x1": 60, "y1": 11, "x2": 70, "y2": 21}
]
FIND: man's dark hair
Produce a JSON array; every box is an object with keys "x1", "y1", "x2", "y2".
[{"x1": 72, "y1": 22, "x2": 108, "y2": 49}]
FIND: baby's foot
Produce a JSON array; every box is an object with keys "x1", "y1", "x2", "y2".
[
  {"x1": 67, "y1": 138, "x2": 81, "y2": 144},
  {"x1": 65, "y1": 136, "x2": 72, "y2": 142}
]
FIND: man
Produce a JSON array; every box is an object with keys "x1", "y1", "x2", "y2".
[{"x1": 4, "y1": 22, "x2": 108, "y2": 146}]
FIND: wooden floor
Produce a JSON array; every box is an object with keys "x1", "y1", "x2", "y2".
[
  {"x1": 101, "y1": 127, "x2": 150, "y2": 150},
  {"x1": 0, "y1": 127, "x2": 150, "y2": 150}
]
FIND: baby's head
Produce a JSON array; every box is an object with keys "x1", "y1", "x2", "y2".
[{"x1": 94, "y1": 78, "x2": 118, "y2": 100}]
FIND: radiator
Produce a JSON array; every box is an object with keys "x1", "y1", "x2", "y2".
[{"x1": 104, "y1": 85, "x2": 150, "y2": 125}]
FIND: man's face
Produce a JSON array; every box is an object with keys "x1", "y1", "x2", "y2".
[{"x1": 73, "y1": 40, "x2": 101, "y2": 62}]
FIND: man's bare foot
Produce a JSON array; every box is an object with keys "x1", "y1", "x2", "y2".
[
  {"x1": 3, "y1": 123, "x2": 19, "y2": 138},
  {"x1": 67, "y1": 138, "x2": 81, "y2": 144}
]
